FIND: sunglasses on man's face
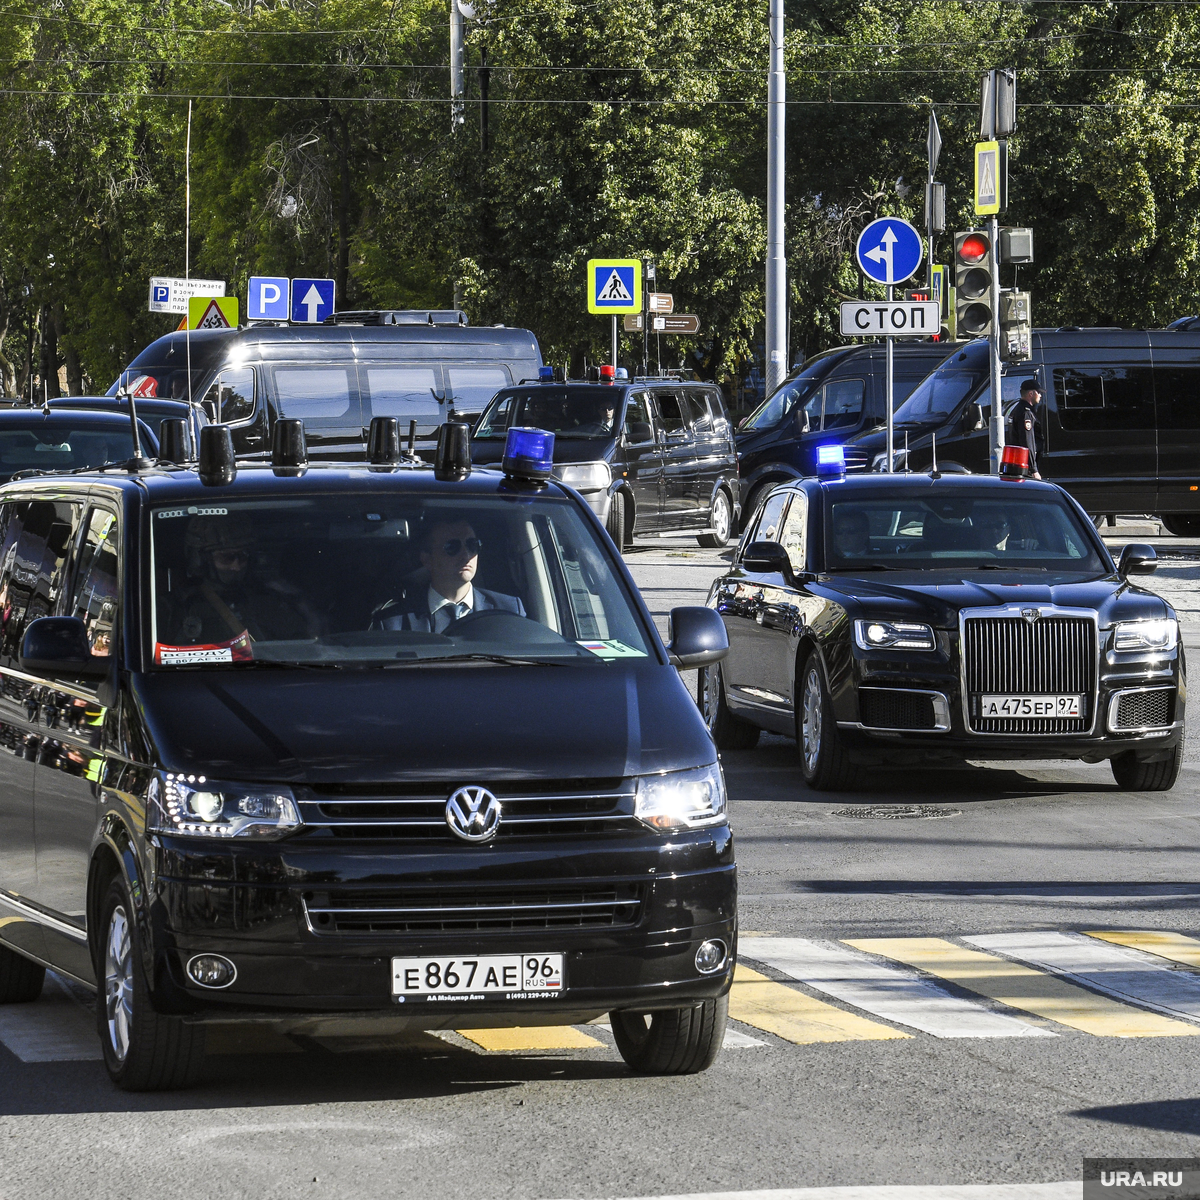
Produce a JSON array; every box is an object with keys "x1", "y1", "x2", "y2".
[{"x1": 440, "y1": 537, "x2": 482, "y2": 558}]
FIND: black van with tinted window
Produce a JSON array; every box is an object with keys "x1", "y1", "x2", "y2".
[
  {"x1": 844, "y1": 328, "x2": 1200, "y2": 532},
  {"x1": 109, "y1": 311, "x2": 542, "y2": 461},
  {"x1": 734, "y1": 342, "x2": 954, "y2": 518}
]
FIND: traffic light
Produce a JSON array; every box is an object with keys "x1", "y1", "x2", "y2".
[
  {"x1": 954, "y1": 230, "x2": 994, "y2": 338},
  {"x1": 999, "y1": 291, "x2": 1031, "y2": 362}
]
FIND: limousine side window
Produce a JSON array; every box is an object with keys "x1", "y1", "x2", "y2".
[
  {"x1": 1055, "y1": 367, "x2": 1154, "y2": 431},
  {"x1": 202, "y1": 367, "x2": 255, "y2": 424},
  {"x1": 69, "y1": 509, "x2": 119, "y2": 657},
  {"x1": 1152, "y1": 368, "x2": 1200, "y2": 429},
  {"x1": 0, "y1": 501, "x2": 81, "y2": 668}
]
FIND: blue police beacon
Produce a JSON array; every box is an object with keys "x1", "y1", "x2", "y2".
[
  {"x1": 855, "y1": 217, "x2": 924, "y2": 287},
  {"x1": 815, "y1": 442, "x2": 847, "y2": 481},
  {"x1": 502, "y1": 427, "x2": 556, "y2": 481}
]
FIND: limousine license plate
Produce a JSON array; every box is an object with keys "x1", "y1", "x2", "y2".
[
  {"x1": 979, "y1": 694, "x2": 1082, "y2": 718},
  {"x1": 392, "y1": 954, "x2": 564, "y2": 998}
]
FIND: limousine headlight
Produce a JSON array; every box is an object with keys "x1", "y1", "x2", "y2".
[
  {"x1": 854, "y1": 618, "x2": 936, "y2": 651},
  {"x1": 635, "y1": 763, "x2": 727, "y2": 830},
  {"x1": 149, "y1": 773, "x2": 302, "y2": 839},
  {"x1": 1113, "y1": 618, "x2": 1178, "y2": 653},
  {"x1": 553, "y1": 462, "x2": 611, "y2": 492}
]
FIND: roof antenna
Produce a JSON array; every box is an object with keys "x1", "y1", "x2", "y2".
[
  {"x1": 41, "y1": 380, "x2": 49, "y2": 416},
  {"x1": 119, "y1": 373, "x2": 153, "y2": 471},
  {"x1": 904, "y1": 430, "x2": 910, "y2": 474},
  {"x1": 929, "y1": 431, "x2": 941, "y2": 480}
]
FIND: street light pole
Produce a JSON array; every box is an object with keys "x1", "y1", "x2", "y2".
[
  {"x1": 450, "y1": 0, "x2": 464, "y2": 132},
  {"x1": 764, "y1": 0, "x2": 786, "y2": 396}
]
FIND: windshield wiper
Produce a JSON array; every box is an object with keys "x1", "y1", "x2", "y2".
[
  {"x1": 828, "y1": 563, "x2": 899, "y2": 572},
  {"x1": 972, "y1": 563, "x2": 1048, "y2": 571},
  {"x1": 383, "y1": 652, "x2": 575, "y2": 668},
  {"x1": 228, "y1": 659, "x2": 344, "y2": 670}
]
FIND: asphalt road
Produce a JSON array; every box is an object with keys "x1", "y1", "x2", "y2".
[{"x1": 1, "y1": 528, "x2": 1199, "y2": 1200}]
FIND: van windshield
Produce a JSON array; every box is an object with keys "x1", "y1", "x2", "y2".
[
  {"x1": 891, "y1": 362, "x2": 988, "y2": 426},
  {"x1": 105, "y1": 367, "x2": 209, "y2": 403},
  {"x1": 476, "y1": 387, "x2": 623, "y2": 439},
  {"x1": 150, "y1": 495, "x2": 653, "y2": 667}
]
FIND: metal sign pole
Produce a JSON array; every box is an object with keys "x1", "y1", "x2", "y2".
[
  {"x1": 886, "y1": 283, "x2": 894, "y2": 473},
  {"x1": 988, "y1": 213, "x2": 1003, "y2": 473},
  {"x1": 764, "y1": 0, "x2": 787, "y2": 395},
  {"x1": 612, "y1": 315, "x2": 618, "y2": 370}
]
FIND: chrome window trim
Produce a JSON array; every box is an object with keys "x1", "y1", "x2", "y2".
[
  {"x1": 856, "y1": 686, "x2": 951, "y2": 733},
  {"x1": 1107, "y1": 685, "x2": 1178, "y2": 734},
  {"x1": 958, "y1": 604, "x2": 1100, "y2": 737}
]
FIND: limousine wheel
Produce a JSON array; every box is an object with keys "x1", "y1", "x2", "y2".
[
  {"x1": 0, "y1": 944, "x2": 44, "y2": 1003},
  {"x1": 610, "y1": 994, "x2": 728, "y2": 1074},
  {"x1": 1161, "y1": 515, "x2": 1200, "y2": 537},
  {"x1": 97, "y1": 878, "x2": 205, "y2": 1092},
  {"x1": 1110, "y1": 746, "x2": 1181, "y2": 792},
  {"x1": 798, "y1": 653, "x2": 862, "y2": 791},
  {"x1": 606, "y1": 491, "x2": 626, "y2": 552},
  {"x1": 698, "y1": 662, "x2": 760, "y2": 750},
  {"x1": 698, "y1": 491, "x2": 733, "y2": 548}
]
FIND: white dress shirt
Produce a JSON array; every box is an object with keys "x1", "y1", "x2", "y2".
[{"x1": 428, "y1": 584, "x2": 475, "y2": 633}]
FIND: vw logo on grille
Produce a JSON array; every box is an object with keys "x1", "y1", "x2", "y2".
[
  {"x1": 445, "y1": 786, "x2": 502, "y2": 843},
  {"x1": 1021, "y1": 608, "x2": 1041, "y2": 624}
]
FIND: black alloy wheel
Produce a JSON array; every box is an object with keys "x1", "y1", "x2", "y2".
[
  {"x1": 606, "y1": 490, "x2": 626, "y2": 552},
  {"x1": 610, "y1": 994, "x2": 728, "y2": 1074},
  {"x1": 698, "y1": 490, "x2": 733, "y2": 548},
  {"x1": 1110, "y1": 746, "x2": 1182, "y2": 791},
  {"x1": 797, "y1": 651, "x2": 863, "y2": 791},
  {"x1": 0, "y1": 943, "x2": 44, "y2": 1003},
  {"x1": 698, "y1": 661, "x2": 760, "y2": 750},
  {"x1": 97, "y1": 876, "x2": 206, "y2": 1091}
]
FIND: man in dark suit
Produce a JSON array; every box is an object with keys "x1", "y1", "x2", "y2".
[{"x1": 374, "y1": 517, "x2": 525, "y2": 633}]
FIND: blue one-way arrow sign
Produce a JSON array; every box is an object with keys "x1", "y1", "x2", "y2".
[
  {"x1": 855, "y1": 218, "x2": 923, "y2": 287},
  {"x1": 291, "y1": 277, "x2": 336, "y2": 323}
]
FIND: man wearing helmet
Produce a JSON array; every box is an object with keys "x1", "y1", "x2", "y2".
[{"x1": 164, "y1": 514, "x2": 319, "y2": 645}]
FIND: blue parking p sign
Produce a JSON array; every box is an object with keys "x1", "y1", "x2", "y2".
[
  {"x1": 152, "y1": 284, "x2": 170, "y2": 306},
  {"x1": 291, "y1": 277, "x2": 336, "y2": 324},
  {"x1": 248, "y1": 276, "x2": 290, "y2": 321}
]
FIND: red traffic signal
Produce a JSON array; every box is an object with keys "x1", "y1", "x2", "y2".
[
  {"x1": 958, "y1": 234, "x2": 989, "y2": 265},
  {"x1": 954, "y1": 231, "x2": 994, "y2": 338}
]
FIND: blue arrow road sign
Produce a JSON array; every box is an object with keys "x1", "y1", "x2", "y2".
[
  {"x1": 855, "y1": 218, "x2": 923, "y2": 287},
  {"x1": 248, "y1": 276, "x2": 290, "y2": 321},
  {"x1": 290, "y1": 277, "x2": 336, "y2": 324}
]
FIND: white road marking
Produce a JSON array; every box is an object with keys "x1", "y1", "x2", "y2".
[
  {"x1": 0, "y1": 972, "x2": 101, "y2": 1062},
  {"x1": 563, "y1": 1182, "x2": 1080, "y2": 1200},
  {"x1": 964, "y1": 931, "x2": 1200, "y2": 1024},
  {"x1": 739, "y1": 938, "x2": 1053, "y2": 1039}
]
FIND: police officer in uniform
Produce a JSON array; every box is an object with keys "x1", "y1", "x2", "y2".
[{"x1": 1008, "y1": 379, "x2": 1043, "y2": 480}]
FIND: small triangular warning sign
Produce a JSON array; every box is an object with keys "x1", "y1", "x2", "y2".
[
  {"x1": 195, "y1": 299, "x2": 233, "y2": 329},
  {"x1": 598, "y1": 269, "x2": 633, "y2": 303}
]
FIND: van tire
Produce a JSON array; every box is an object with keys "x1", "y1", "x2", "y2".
[
  {"x1": 698, "y1": 662, "x2": 760, "y2": 750},
  {"x1": 1161, "y1": 515, "x2": 1200, "y2": 537},
  {"x1": 1111, "y1": 747, "x2": 1181, "y2": 792},
  {"x1": 611, "y1": 994, "x2": 727, "y2": 1075},
  {"x1": 97, "y1": 877, "x2": 206, "y2": 1091},
  {"x1": 0, "y1": 944, "x2": 44, "y2": 1003},
  {"x1": 698, "y1": 490, "x2": 733, "y2": 548},
  {"x1": 606, "y1": 491, "x2": 626, "y2": 552}
]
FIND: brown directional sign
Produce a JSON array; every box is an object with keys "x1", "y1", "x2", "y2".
[
  {"x1": 648, "y1": 292, "x2": 674, "y2": 314},
  {"x1": 623, "y1": 314, "x2": 644, "y2": 332},
  {"x1": 651, "y1": 314, "x2": 700, "y2": 334}
]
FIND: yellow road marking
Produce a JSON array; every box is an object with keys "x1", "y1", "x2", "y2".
[
  {"x1": 848, "y1": 937, "x2": 1200, "y2": 1038},
  {"x1": 729, "y1": 963, "x2": 910, "y2": 1044},
  {"x1": 456, "y1": 1026, "x2": 605, "y2": 1051},
  {"x1": 1086, "y1": 930, "x2": 1200, "y2": 969}
]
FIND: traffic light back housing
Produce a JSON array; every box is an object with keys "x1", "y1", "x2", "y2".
[{"x1": 954, "y1": 230, "x2": 994, "y2": 338}]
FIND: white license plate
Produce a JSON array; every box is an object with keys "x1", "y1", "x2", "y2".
[
  {"x1": 978, "y1": 694, "x2": 1082, "y2": 718},
  {"x1": 391, "y1": 954, "x2": 565, "y2": 998}
]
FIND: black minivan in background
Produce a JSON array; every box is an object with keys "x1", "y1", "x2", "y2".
[
  {"x1": 109, "y1": 310, "x2": 542, "y2": 460},
  {"x1": 734, "y1": 342, "x2": 954, "y2": 519},
  {"x1": 845, "y1": 328, "x2": 1200, "y2": 532}
]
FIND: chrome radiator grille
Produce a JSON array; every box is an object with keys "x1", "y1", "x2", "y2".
[
  {"x1": 963, "y1": 614, "x2": 1096, "y2": 734},
  {"x1": 843, "y1": 447, "x2": 870, "y2": 474}
]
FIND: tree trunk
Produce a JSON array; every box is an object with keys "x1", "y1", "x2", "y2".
[
  {"x1": 0, "y1": 274, "x2": 14, "y2": 398},
  {"x1": 41, "y1": 306, "x2": 61, "y2": 400}
]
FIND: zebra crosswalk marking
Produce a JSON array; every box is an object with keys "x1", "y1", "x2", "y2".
[
  {"x1": 456, "y1": 1026, "x2": 605, "y2": 1051},
  {"x1": 964, "y1": 932, "x2": 1200, "y2": 1033},
  {"x1": 741, "y1": 938, "x2": 1051, "y2": 1039},
  {"x1": 729, "y1": 964, "x2": 910, "y2": 1044},
  {"x1": 1086, "y1": 930, "x2": 1200, "y2": 970},
  {"x1": 847, "y1": 937, "x2": 1196, "y2": 1038}
]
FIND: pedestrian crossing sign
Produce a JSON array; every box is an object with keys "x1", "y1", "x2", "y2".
[
  {"x1": 974, "y1": 140, "x2": 1006, "y2": 215},
  {"x1": 187, "y1": 295, "x2": 239, "y2": 330},
  {"x1": 587, "y1": 259, "x2": 641, "y2": 314}
]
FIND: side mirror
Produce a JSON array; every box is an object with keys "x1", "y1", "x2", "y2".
[
  {"x1": 963, "y1": 402, "x2": 985, "y2": 432},
  {"x1": 666, "y1": 607, "x2": 728, "y2": 669},
  {"x1": 741, "y1": 540, "x2": 793, "y2": 581},
  {"x1": 1118, "y1": 543, "x2": 1157, "y2": 577},
  {"x1": 20, "y1": 616, "x2": 110, "y2": 679},
  {"x1": 629, "y1": 421, "x2": 652, "y2": 441}
]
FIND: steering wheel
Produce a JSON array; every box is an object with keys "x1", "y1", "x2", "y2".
[{"x1": 442, "y1": 608, "x2": 567, "y2": 645}]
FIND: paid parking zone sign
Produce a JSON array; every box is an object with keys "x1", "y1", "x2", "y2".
[{"x1": 587, "y1": 259, "x2": 641, "y2": 314}]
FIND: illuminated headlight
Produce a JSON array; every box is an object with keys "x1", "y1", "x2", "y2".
[
  {"x1": 635, "y1": 763, "x2": 726, "y2": 830},
  {"x1": 149, "y1": 773, "x2": 301, "y2": 839},
  {"x1": 553, "y1": 461, "x2": 611, "y2": 491},
  {"x1": 1113, "y1": 618, "x2": 1177, "y2": 653},
  {"x1": 854, "y1": 618, "x2": 936, "y2": 651}
]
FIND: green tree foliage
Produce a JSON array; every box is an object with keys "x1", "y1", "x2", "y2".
[{"x1": 3, "y1": 0, "x2": 1200, "y2": 396}]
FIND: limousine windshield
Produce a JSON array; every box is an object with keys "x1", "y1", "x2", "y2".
[{"x1": 150, "y1": 494, "x2": 652, "y2": 666}]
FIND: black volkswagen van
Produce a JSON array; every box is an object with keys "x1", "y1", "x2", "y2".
[
  {"x1": 0, "y1": 425, "x2": 734, "y2": 1089},
  {"x1": 109, "y1": 311, "x2": 543, "y2": 461},
  {"x1": 844, "y1": 328, "x2": 1200, "y2": 531}
]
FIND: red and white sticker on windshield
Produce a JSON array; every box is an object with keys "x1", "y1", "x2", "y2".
[{"x1": 155, "y1": 631, "x2": 252, "y2": 665}]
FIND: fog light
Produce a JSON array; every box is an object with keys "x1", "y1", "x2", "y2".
[
  {"x1": 695, "y1": 939, "x2": 728, "y2": 974},
  {"x1": 186, "y1": 954, "x2": 237, "y2": 989}
]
